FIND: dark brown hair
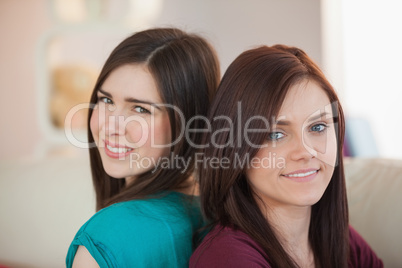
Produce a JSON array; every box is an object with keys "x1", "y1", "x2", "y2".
[
  {"x1": 198, "y1": 45, "x2": 348, "y2": 267},
  {"x1": 88, "y1": 28, "x2": 220, "y2": 211}
]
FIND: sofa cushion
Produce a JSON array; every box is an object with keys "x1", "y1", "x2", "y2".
[{"x1": 345, "y1": 157, "x2": 402, "y2": 268}]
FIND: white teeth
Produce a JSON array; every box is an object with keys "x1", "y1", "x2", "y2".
[
  {"x1": 285, "y1": 170, "x2": 317, "y2": 178},
  {"x1": 106, "y1": 144, "x2": 133, "y2": 154}
]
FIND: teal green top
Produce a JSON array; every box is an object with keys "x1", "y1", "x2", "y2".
[{"x1": 66, "y1": 192, "x2": 205, "y2": 268}]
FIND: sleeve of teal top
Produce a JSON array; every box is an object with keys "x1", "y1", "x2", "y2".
[
  {"x1": 65, "y1": 198, "x2": 193, "y2": 268},
  {"x1": 66, "y1": 230, "x2": 119, "y2": 268}
]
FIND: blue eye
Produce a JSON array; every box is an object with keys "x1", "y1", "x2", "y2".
[
  {"x1": 268, "y1": 132, "x2": 285, "y2": 141},
  {"x1": 310, "y1": 123, "x2": 327, "y2": 132},
  {"x1": 134, "y1": 106, "x2": 150, "y2": 114}
]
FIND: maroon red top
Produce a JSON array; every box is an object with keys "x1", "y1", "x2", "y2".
[{"x1": 190, "y1": 225, "x2": 383, "y2": 267}]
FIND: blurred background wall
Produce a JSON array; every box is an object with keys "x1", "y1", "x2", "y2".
[
  {"x1": 0, "y1": 0, "x2": 323, "y2": 161},
  {"x1": 2, "y1": 0, "x2": 402, "y2": 162},
  {"x1": 0, "y1": 0, "x2": 50, "y2": 160}
]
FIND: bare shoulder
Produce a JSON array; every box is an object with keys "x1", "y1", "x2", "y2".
[{"x1": 72, "y1": 246, "x2": 100, "y2": 268}]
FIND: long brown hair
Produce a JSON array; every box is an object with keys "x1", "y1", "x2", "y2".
[
  {"x1": 88, "y1": 28, "x2": 220, "y2": 211},
  {"x1": 198, "y1": 45, "x2": 348, "y2": 267}
]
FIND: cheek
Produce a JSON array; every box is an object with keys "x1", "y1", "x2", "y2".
[
  {"x1": 125, "y1": 115, "x2": 171, "y2": 147},
  {"x1": 148, "y1": 113, "x2": 172, "y2": 146},
  {"x1": 153, "y1": 117, "x2": 172, "y2": 145},
  {"x1": 125, "y1": 119, "x2": 150, "y2": 145},
  {"x1": 246, "y1": 148, "x2": 284, "y2": 184},
  {"x1": 317, "y1": 130, "x2": 338, "y2": 168},
  {"x1": 90, "y1": 110, "x2": 100, "y2": 140},
  {"x1": 247, "y1": 167, "x2": 277, "y2": 186},
  {"x1": 246, "y1": 164, "x2": 281, "y2": 204}
]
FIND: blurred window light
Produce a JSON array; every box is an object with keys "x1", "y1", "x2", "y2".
[
  {"x1": 127, "y1": 0, "x2": 163, "y2": 27},
  {"x1": 50, "y1": 0, "x2": 163, "y2": 25},
  {"x1": 53, "y1": 0, "x2": 87, "y2": 22},
  {"x1": 341, "y1": 0, "x2": 402, "y2": 159}
]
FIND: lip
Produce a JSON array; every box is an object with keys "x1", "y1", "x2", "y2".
[
  {"x1": 281, "y1": 168, "x2": 319, "y2": 182},
  {"x1": 103, "y1": 140, "x2": 134, "y2": 159}
]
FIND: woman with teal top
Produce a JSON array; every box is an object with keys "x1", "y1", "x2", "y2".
[{"x1": 66, "y1": 27, "x2": 220, "y2": 267}]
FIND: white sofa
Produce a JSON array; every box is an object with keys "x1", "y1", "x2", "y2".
[
  {"x1": 344, "y1": 157, "x2": 402, "y2": 268},
  {"x1": 0, "y1": 155, "x2": 401, "y2": 267}
]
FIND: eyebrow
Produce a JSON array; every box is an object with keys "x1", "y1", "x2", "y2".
[
  {"x1": 275, "y1": 120, "x2": 290, "y2": 126},
  {"x1": 275, "y1": 112, "x2": 332, "y2": 126},
  {"x1": 98, "y1": 88, "x2": 112, "y2": 97},
  {"x1": 98, "y1": 88, "x2": 162, "y2": 111},
  {"x1": 307, "y1": 112, "x2": 332, "y2": 123}
]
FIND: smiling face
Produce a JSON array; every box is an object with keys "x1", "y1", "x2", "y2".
[
  {"x1": 246, "y1": 80, "x2": 337, "y2": 209},
  {"x1": 90, "y1": 64, "x2": 171, "y2": 184}
]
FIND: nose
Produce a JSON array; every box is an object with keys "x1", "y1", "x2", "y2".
[
  {"x1": 289, "y1": 134, "x2": 316, "y2": 161},
  {"x1": 105, "y1": 114, "x2": 126, "y2": 136}
]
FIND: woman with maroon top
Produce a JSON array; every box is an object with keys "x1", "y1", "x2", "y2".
[{"x1": 190, "y1": 45, "x2": 383, "y2": 267}]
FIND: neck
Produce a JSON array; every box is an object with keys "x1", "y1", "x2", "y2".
[
  {"x1": 259, "y1": 202, "x2": 314, "y2": 267},
  {"x1": 125, "y1": 176, "x2": 136, "y2": 186},
  {"x1": 125, "y1": 174, "x2": 198, "y2": 195},
  {"x1": 269, "y1": 205, "x2": 310, "y2": 246},
  {"x1": 175, "y1": 175, "x2": 199, "y2": 196}
]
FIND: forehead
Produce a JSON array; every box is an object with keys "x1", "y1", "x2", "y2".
[
  {"x1": 277, "y1": 80, "x2": 332, "y2": 121},
  {"x1": 101, "y1": 64, "x2": 162, "y2": 102}
]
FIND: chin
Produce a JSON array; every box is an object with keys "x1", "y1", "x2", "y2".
[
  {"x1": 104, "y1": 171, "x2": 128, "y2": 179},
  {"x1": 295, "y1": 192, "x2": 325, "y2": 207},
  {"x1": 102, "y1": 164, "x2": 131, "y2": 179}
]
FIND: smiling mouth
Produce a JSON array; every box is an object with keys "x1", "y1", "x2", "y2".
[
  {"x1": 106, "y1": 144, "x2": 134, "y2": 154},
  {"x1": 282, "y1": 169, "x2": 319, "y2": 178}
]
